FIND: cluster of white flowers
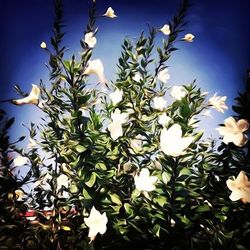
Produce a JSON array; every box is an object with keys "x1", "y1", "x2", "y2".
[{"x1": 12, "y1": 4, "x2": 250, "y2": 246}]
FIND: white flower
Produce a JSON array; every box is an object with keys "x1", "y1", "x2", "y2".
[
  {"x1": 110, "y1": 108, "x2": 128, "y2": 124},
  {"x1": 183, "y1": 33, "x2": 195, "y2": 42},
  {"x1": 13, "y1": 84, "x2": 40, "y2": 105},
  {"x1": 158, "y1": 113, "x2": 171, "y2": 126},
  {"x1": 216, "y1": 117, "x2": 249, "y2": 147},
  {"x1": 84, "y1": 32, "x2": 97, "y2": 48},
  {"x1": 84, "y1": 59, "x2": 107, "y2": 84},
  {"x1": 103, "y1": 7, "x2": 117, "y2": 18},
  {"x1": 15, "y1": 189, "x2": 24, "y2": 201},
  {"x1": 109, "y1": 88, "x2": 123, "y2": 105},
  {"x1": 170, "y1": 218, "x2": 176, "y2": 227},
  {"x1": 107, "y1": 122, "x2": 123, "y2": 141},
  {"x1": 152, "y1": 96, "x2": 167, "y2": 111},
  {"x1": 170, "y1": 86, "x2": 187, "y2": 100},
  {"x1": 226, "y1": 171, "x2": 250, "y2": 203},
  {"x1": 40, "y1": 42, "x2": 47, "y2": 49},
  {"x1": 134, "y1": 168, "x2": 157, "y2": 192},
  {"x1": 132, "y1": 73, "x2": 142, "y2": 82},
  {"x1": 157, "y1": 68, "x2": 170, "y2": 83},
  {"x1": 27, "y1": 138, "x2": 37, "y2": 149},
  {"x1": 108, "y1": 109, "x2": 128, "y2": 140},
  {"x1": 84, "y1": 206, "x2": 108, "y2": 242},
  {"x1": 57, "y1": 174, "x2": 69, "y2": 198},
  {"x1": 208, "y1": 93, "x2": 228, "y2": 113},
  {"x1": 160, "y1": 24, "x2": 170, "y2": 35},
  {"x1": 13, "y1": 156, "x2": 29, "y2": 167},
  {"x1": 160, "y1": 124, "x2": 194, "y2": 156}
]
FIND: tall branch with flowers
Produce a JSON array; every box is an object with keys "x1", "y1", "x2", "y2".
[{"x1": 0, "y1": 0, "x2": 250, "y2": 249}]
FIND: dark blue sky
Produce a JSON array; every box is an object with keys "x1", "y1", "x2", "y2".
[{"x1": 0, "y1": 0, "x2": 250, "y2": 139}]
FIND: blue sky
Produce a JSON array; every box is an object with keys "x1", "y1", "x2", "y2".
[{"x1": 0, "y1": 0, "x2": 250, "y2": 140}]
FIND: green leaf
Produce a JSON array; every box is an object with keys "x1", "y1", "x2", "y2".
[
  {"x1": 95, "y1": 162, "x2": 107, "y2": 171},
  {"x1": 124, "y1": 203, "x2": 133, "y2": 216},
  {"x1": 153, "y1": 196, "x2": 167, "y2": 207},
  {"x1": 110, "y1": 193, "x2": 122, "y2": 206},
  {"x1": 131, "y1": 189, "x2": 140, "y2": 199},
  {"x1": 162, "y1": 172, "x2": 171, "y2": 184},
  {"x1": 79, "y1": 95, "x2": 91, "y2": 105},
  {"x1": 82, "y1": 188, "x2": 92, "y2": 199},
  {"x1": 196, "y1": 205, "x2": 210, "y2": 212},
  {"x1": 85, "y1": 172, "x2": 96, "y2": 188},
  {"x1": 70, "y1": 184, "x2": 78, "y2": 193},
  {"x1": 75, "y1": 144, "x2": 87, "y2": 153},
  {"x1": 178, "y1": 215, "x2": 192, "y2": 228},
  {"x1": 152, "y1": 224, "x2": 161, "y2": 238}
]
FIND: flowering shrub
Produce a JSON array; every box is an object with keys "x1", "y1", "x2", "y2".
[{"x1": 1, "y1": 0, "x2": 250, "y2": 249}]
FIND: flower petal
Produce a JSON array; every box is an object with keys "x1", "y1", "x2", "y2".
[
  {"x1": 237, "y1": 119, "x2": 249, "y2": 132},
  {"x1": 229, "y1": 190, "x2": 243, "y2": 201},
  {"x1": 224, "y1": 117, "x2": 238, "y2": 131}
]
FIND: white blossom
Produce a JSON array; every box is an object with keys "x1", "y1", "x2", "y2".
[
  {"x1": 132, "y1": 73, "x2": 142, "y2": 82},
  {"x1": 152, "y1": 96, "x2": 167, "y2": 111},
  {"x1": 134, "y1": 168, "x2": 157, "y2": 192},
  {"x1": 216, "y1": 117, "x2": 249, "y2": 147},
  {"x1": 109, "y1": 88, "x2": 123, "y2": 105},
  {"x1": 170, "y1": 86, "x2": 187, "y2": 100},
  {"x1": 84, "y1": 59, "x2": 106, "y2": 84},
  {"x1": 13, "y1": 156, "x2": 29, "y2": 167},
  {"x1": 103, "y1": 7, "x2": 117, "y2": 18},
  {"x1": 13, "y1": 84, "x2": 40, "y2": 105},
  {"x1": 227, "y1": 171, "x2": 250, "y2": 203},
  {"x1": 40, "y1": 42, "x2": 47, "y2": 49},
  {"x1": 157, "y1": 68, "x2": 170, "y2": 83},
  {"x1": 183, "y1": 33, "x2": 195, "y2": 42},
  {"x1": 208, "y1": 93, "x2": 228, "y2": 113},
  {"x1": 160, "y1": 24, "x2": 170, "y2": 35},
  {"x1": 158, "y1": 113, "x2": 171, "y2": 126},
  {"x1": 108, "y1": 109, "x2": 128, "y2": 140},
  {"x1": 170, "y1": 218, "x2": 176, "y2": 227},
  {"x1": 84, "y1": 206, "x2": 108, "y2": 242},
  {"x1": 160, "y1": 124, "x2": 194, "y2": 156},
  {"x1": 57, "y1": 174, "x2": 69, "y2": 198},
  {"x1": 84, "y1": 32, "x2": 97, "y2": 48}
]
